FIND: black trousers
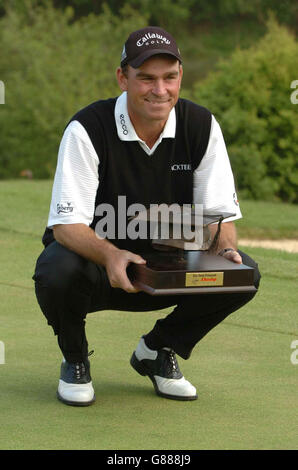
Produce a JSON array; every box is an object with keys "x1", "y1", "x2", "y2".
[{"x1": 33, "y1": 241, "x2": 261, "y2": 363}]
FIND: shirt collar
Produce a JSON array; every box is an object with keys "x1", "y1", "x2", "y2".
[{"x1": 114, "y1": 91, "x2": 176, "y2": 143}]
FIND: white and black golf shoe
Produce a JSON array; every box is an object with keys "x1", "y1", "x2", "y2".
[
  {"x1": 57, "y1": 355, "x2": 95, "y2": 406},
  {"x1": 130, "y1": 337, "x2": 197, "y2": 401}
]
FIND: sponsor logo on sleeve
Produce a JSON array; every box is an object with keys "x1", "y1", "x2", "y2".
[
  {"x1": 57, "y1": 202, "x2": 74, "y2": 214},
  {"x1": 233, "y1": 192, "x2": 239, "y2": 206}
]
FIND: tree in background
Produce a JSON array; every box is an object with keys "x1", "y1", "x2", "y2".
[
  {"x1": 192, "y1": 16, "x2": 298, "y2": 203},
  {"x1": 0, "y1": 1, "x2": 297, "y2": 203},
  {"x1": 0, "y1": 2, "x2": 147, "y2": 178},
  {"x1": 1, "y1": 0, "x2": 297, "y2": 30}
]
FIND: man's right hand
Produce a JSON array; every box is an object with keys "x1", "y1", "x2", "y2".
[
  {"x1": 53, "y1": 223, "x2": 146, "y2": 294},
  {"x1": 104, "y1": 249, "x2": 146, "y2": 293}
]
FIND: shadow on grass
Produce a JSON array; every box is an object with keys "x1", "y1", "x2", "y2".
[
  {"x1": 93, "y1": 379, "x2": 155, "y2": 401},
  {"x1": 4, "y1": 375, "x2": 155, "y2": 409}
]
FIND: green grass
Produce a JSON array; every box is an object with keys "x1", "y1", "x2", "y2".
[
  {"x1": 0, "y1": 180, "x2": 297, "y2": 450},
  {"x1": 236, "y1": 199, "x2": 298, "y2": 240}
]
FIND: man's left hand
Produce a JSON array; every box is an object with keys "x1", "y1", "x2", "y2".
[{"x1": 221, "y1": 249, "x2": 242, "y2": 264}]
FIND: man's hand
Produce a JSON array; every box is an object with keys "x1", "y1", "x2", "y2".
[
  {"x1": 53, "y1": 223, "x2": 146, "y2": 293},
  {"x1": 220, "y1": 249, "x2": 242, "y2": 264},
  {"x1": 105, "y1": 249, "x2": 146, "y2": 293},
  {"x1": 208, "y1": 221, "x2": 242, "y2": 264}
]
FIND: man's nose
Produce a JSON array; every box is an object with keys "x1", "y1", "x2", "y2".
[{"x1": 152, "y1": 79, "x2": 167, "y2": 96}]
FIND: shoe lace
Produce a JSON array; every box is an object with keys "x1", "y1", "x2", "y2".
[
  {"x1": 170, "y1": 350, "x2": 178, "y2": 371},
  {"x1": 73, "y1": 350, "x2": 94, "y2": 381},
  {"x1": 164, "y1": 348, "x2": 179, "y2": 372},
  {"x1": 74, "y1": 362, "x2": 85, "y2": 380}
]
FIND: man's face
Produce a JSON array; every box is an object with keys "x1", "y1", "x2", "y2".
[{"x1": 117, "y1": 55, "x2": 183, "y2": 126}]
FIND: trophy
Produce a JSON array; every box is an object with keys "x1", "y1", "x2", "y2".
[{"x1": 127, "y1": 205, "x2": 256, "y2": 295}]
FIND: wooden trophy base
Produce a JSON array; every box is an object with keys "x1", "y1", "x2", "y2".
[{"x1": 127, "y1": 251, "x2": 256, "y2": 296}]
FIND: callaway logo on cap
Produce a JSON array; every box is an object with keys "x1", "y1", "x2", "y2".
[{"x1": 120, "y1": 26, "x2": 182, "y2": 68}]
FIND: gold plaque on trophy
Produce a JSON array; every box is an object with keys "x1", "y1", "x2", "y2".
[{"x1": 185, "y1": 271, "x2": 224, "y2": 287}]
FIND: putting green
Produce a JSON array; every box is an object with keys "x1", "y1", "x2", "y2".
[{"x1": 0, "y1": 231, "x2": 297, "y2": 449}]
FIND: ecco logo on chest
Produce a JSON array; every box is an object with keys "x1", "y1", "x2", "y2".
[
  {"x1": 171, "y1": 164, "x2": 192, "y2": 171},
  {"x1": 119, "y1": 114, "x2": 128, "y2": 135}
]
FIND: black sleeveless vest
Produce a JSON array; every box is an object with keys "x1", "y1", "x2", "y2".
[{"x1": 42, "y1": 97, "x2": 211, "y2": 253}]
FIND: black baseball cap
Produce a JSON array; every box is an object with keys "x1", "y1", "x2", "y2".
[{"x1": 120, "y1": 26, "x2": 182, "y2": 68}]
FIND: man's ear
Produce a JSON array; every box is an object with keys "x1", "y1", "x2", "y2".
[
  {"x1": 116, "y1": 67, "x2": 128, "y2": 92},
  {"x1": 179, "y1": 64, "x2": 183, "y2": 89}
]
